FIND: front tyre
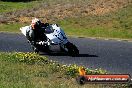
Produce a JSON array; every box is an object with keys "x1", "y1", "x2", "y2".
[{"x1": 65, "y1": 42, "x2": 79, "y2": 56}]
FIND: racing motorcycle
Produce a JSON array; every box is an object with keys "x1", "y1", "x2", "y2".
[{"x1": 20, "y1": 24, "x2": 79, "y2": 56}]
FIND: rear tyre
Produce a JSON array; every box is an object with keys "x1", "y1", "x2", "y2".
[
  {"x1": 31, "y1": 45, "x2": 39, "y2": 53},
  {"x1": 65, "y1": 42, "x2": 79, "y2": 56},
  {"x1": 42, "y1": 44, "x2": 50, "y2": 53},
  {"x1": 31, "y1": 43, "x2": 49, "y2": 54},
  {"x1": 34, "y1": 48, "x2": 39, "y2": 53},
  {"x1": 37, "y1": 44, "x2": 50, "y2": 53}
]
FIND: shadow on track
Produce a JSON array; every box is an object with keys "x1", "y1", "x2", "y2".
[
  {"x1": 76, "y1": 54, "x2": 98, "y2": 57},
  {"x1": 40, "y1": 52, "x2": 68, "y2": 56},
  {"x1": 40, "y1": 52, "x2": 98, "y2": 57}
]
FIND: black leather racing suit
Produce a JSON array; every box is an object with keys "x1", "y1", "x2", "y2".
[{"x1": 26, "y1": 25, "x2": 47, "y2": 51}]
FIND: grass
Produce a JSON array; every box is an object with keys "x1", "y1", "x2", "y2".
[
  {"x1": 58, "y1": 19, "x2": 132, "y2": 39},
  {"x1": 57, "y1": 3, "x2": 132, "y2": 39},
  {"x1": 0, "y1": 52, "x2": 129, "y2": 88},
  {"x1": 0, "y1": 23, "x2": 27, "y2": 33},
  {"x1": 0, "y1": 1, "x2": 40, "y2": 13},
  {"x1": 0, "y1": 0, "x2": 87, "y2": 13},
  {"x1": 0, "y1": 0, "x2": 132, "y2": 39},
  {"x1": 1, "y1": 21, "x2": 132, "y2": 39}
]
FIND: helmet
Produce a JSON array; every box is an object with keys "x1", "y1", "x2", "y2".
[{"x1": 31, "y1": 18, "x2": 41, "y2": 29}]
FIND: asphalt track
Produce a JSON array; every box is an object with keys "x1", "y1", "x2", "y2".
[{"x1": 0, "y1": 33, "x2": 132, "y2": 75}]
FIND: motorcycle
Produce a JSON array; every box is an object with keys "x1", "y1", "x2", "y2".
[{"x1": 20, "y1": 24, "x2": 79, "y2": 56}]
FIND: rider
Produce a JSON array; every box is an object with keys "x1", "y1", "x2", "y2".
[{"x1": 26, "y1": 18, "x2": 48, "y2": 51}]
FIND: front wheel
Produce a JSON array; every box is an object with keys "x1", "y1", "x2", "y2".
[{"x1": 65, "y1": 42, "x2": 79, "y2": 56}]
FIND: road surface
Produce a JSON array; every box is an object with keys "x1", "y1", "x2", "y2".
[{"x1": 0, "y1": 33, "x2": 132, "y2": 75}]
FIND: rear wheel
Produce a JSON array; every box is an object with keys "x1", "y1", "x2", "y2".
[
  {"x1": 65, "y1": 42, "x2": 79, "y2": 56},
  {"x1": 31, "y1": 45, "x2": 39, "y2": 53},
  {"x1": 34, "y1": 48, "x2": 39, "y2": 53},
  {"x1": 42, "y1": 44, "x2": 50, "y2": 53},
  {"x1": 32, "y1": 44, "x2": 50, "y2": 53}
]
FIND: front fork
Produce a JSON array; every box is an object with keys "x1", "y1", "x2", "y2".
[{"x1": 60, "y1": 41, "x2": 69, "y2": 52}]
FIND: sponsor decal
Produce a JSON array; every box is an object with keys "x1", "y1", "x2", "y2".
[{"x1": 77, "y1": 67, "x2": 131, "y2": 85}]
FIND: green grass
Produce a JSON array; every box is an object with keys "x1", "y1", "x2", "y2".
[
  {"x1": 0, "y1": 0, "x2": 83, "y2": 13},
  {"x1": 0, "y1": 1, "x2": 39, "y2": 13},
  {"x1": 1, "y1": 22, "x2": 132, "y2": 39},
  {"x1": 57, "y1": 4, "x2": 132, "y2": 39},
  {"x1": 0, "y1": 1, "x2": 132, "y2": 39},
  {"x1": 58, "y1": 19, "x2": 132, "y2": 39},
  {"x1": 0, "y1": 52, "x2": 129, "y2": 88},
  {"x1": 0, "y1": 23, "x2": 27, "y2": 33}
]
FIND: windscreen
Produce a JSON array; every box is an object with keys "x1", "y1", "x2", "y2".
[{"x1": 45, "y1": 25, "x2": 54, "y2": 34}]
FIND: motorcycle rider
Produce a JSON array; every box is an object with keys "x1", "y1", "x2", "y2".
[
  {"x1": 26, "y1": 18, "x2": 48, "y2": 52},
  {"x1": 20, "y1": 19, "x2": 79, "y2": 55}
]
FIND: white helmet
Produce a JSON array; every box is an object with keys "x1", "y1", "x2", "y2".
[{"x1": 31, "y1": 18, "x2": 41, "y2": 29}]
